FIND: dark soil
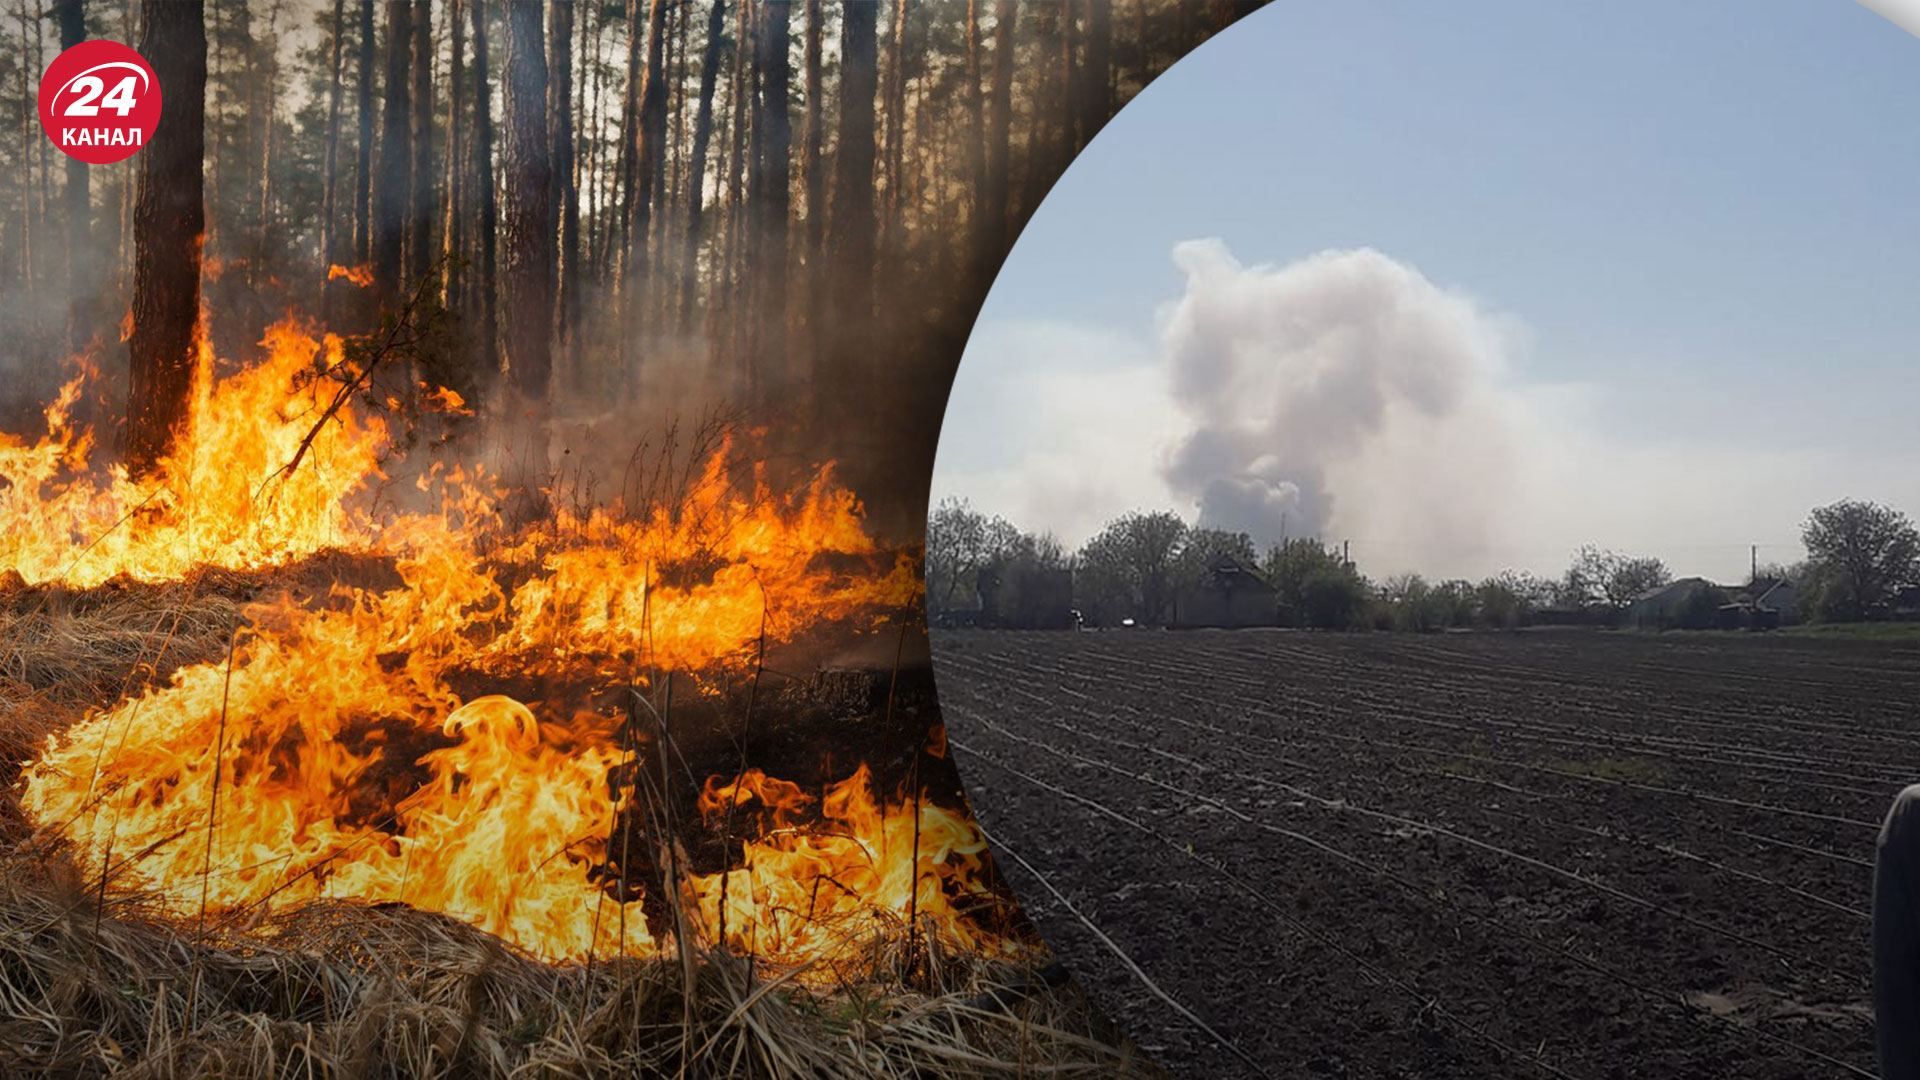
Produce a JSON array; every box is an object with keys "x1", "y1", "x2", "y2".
[{"x1": 930, "y1": 628, "x2": 1920, "y2": 1079}]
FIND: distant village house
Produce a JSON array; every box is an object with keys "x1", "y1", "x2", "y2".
[
  {"x1": 1625, "y1": 575, "x2": 1801, "y2": 631},
  {"x1": 1173, "y1": 554, "x2": 1278, "y2": 629}
]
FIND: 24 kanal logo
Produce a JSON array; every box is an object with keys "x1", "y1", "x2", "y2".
[{"x1": 38, "y1": 39, "x2": 161, "y2": 165}]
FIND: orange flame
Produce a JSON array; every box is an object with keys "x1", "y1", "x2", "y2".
[
  {"x1": 422, "y1": 384, "x2": 471, "y2": 416},
  {"x1": 327, "y1": 263, "x2": 375, "y2": 288},
  {"x1": 1, "y1": 321, "x2": 382, "y2": 588},
  {"x1": 8, "y1": 320, "x2": 1008, "y2": 972},
  {"x1": 692, "y1": 766, "x2": 1001, "y2": 959}
]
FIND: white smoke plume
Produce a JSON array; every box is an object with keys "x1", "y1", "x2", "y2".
[{"x1": 1159, "y1": 241, "x2": 1536, "y2": 571}]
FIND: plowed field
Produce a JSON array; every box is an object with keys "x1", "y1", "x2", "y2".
[{"x1": 932, "y1": 629, "x2": 1918, "y2": 1079}]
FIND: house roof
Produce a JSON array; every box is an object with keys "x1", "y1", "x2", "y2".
[
  {"x1": 1198, "y1": 553, "x2": 1275, "y2": 593},
  {"x1": 1630, "y1": 577, "x2": 1722, "y2": 604},
  {"x1": 1748, "y1": 577, "x2": 1793, "y2": 605}
]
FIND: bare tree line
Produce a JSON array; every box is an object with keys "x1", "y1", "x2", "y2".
[{"x1": 930, "y1": 497, "x2": 1920, "y2": 631}]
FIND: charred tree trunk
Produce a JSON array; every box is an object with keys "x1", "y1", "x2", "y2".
[
  {"x1": 372, "y1": 0, "x2": 412, "y2": 303},
  {"x1": 573, "y1": 0, "x2": 591, "y2": 273},
  {"x1": 28, "y1": 0, "x2": 48, "y2": 270},
  {"x1": 320, "y1": 0, "x2": 347, "y2": 274},
  {"x1": 611, "y1": 0, "x2": 643, "y2": 284},
  {"x1": 548, "y1": 0, "x2": 578, "y2": 351},
  {"x1": 623, "y1": 0, "x2": 668, "y2": 309},
  {"x1": 126, "y1": 0, "x2": 206, "y2": 477},
  {"x1": 353, "y1": 0, "x2": 375, "y2": 264},
  {"x1": 801, "y1": 0, "x2": 824, "y2": 263},
  {"x1": 680, "y1": 0, "x2": 727, "y2": 331},
  {"x1": 13, "y1": 3, "x2": 32, "y2": 288},
  {"x1": 825, "y1": 0, "x2": 875, "y2": 344},
  {"x1": 879, "y1": 0, "x2": 907, "y2": 261},
  {"x1": 442, "y1": 0, "x2": 466, "y2": 317},
  {"x1": 470, "y1": 0, "x2": 499, "y2": 377},
  {"x1": 54, "y1": 0, "x2": 89, "y2": 350},
  {"x1": 500, "y1": 0, "x2": 553, "y2": 415},
  {"x1": 963, "y1": 0, "x2": 987, "y2": 273},
  {"x1": 408, "y1": 0, "x2": 434, "y2": 285},
  {"x1": 715, "y1": 0, "x2": 749, "y2": 352},
  {"x1": 582, "y1": 0, "x2": 606, "y2": 277},
  {"x1": 750, "y1": 0, "x2": 791, "y2": 393},
  {"x1": 653, "y1": 0, "x2": 683, "y2": 282}
]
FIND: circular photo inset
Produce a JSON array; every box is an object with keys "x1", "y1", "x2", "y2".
[{"x1": 931, "y1": 4, "x2": 1920, "y2": 1076}]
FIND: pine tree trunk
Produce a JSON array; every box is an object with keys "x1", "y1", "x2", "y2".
[
  {"x1": 13, "y1": 3, "x2": 32, "y2": 289},
  {"x1": 880, "y1": 0, "x2": 906, "y2": 260},
  {"x1": 751, "y1": 0, "x2": 790, "y2": 392},
  {"x1": 611, "y1": 0, "x2": 644, "y2": 290},
  {"x1": 801, "y1": 0, "x2": 823, "y2": 261},
  {"x1": 964, "y1": 0, "x2": 985, "y2": 272},
  {"x1": 320, "y1": 0, "x2": 347, "y2": 273},
  {"x1": 573, "y1": 0, "x2": 590, "y2": 269},
  {"x1": 655, "y1": 0, "x2": 689, "y2": 332},
  {"x1": 126, "y1": 0, "x2": 206, "y2": 477},
  {"x1": 582, "y1": 0, "x2": 605, "y2": 278},
  {"x1": 442, "y1": 0, "x2": 466, "y2": 318},
  {"x1": 668, "y1": 0, "x2": 688, "y2": 202},
  {"x1": 715, "y1": 0, "x2": 748, "y2": 353},
  {"x1": 983, "y1": 0, "x2": 1016, "y2": 263},
  {"x1": 624, "y1": 0, "x2": 668, "y2": 308},
  {"x1": 548, "y1": 0, "x2": 577, "y2": 350},
  {"x1": 372, "y1": 0, "x2": 412, "y2": 302},
  {"x1": 470, "y1": 0, "x2": 499, "y2": 377},
  {"x1": 500, "y1": 0, "x2": 553, "y2": 412},
  {"x1": 408, "y1": 0, "x2": 434, "y2": 285},
  {"x1": 55, "y1": 0, "x2": 89, "y2": 350},
  {"x1": 29, "y1": 0, "x2": 49, "y2": 264},
  {"x1": 826, "y1": 0, "x2": 875, "y2": 333},
  {"x1": 353, "y1": 0, "x2": 375, "y2": 264},
  {"x1": 680, "y1": 0, "x2": 728, "y2": 330}
]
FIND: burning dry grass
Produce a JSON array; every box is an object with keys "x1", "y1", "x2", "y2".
[
  {"x1": 0, "y1": 557, "x2": 387, "y2": 829},
  {"x1": 0, "y1": 587, "x2": 1153, "y2": 1079},
  {"x1": 0, "y1": 846, "x2": 1151, "y2": 1079},
  {"x1": 0, "y1": 575, "x2": 246, "y2": 843},
  {"x1": 0, "y1": 320, "x2": 1152, "y2": 1076}
]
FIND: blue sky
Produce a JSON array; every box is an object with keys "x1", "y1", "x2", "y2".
[{"x1": 934, "y1": 1, "x2": 1920, "y2": 582}]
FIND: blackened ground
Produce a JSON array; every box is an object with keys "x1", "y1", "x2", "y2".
[{"x1": 930, "y1": 628, "x2": 1920, "y2": 1079}]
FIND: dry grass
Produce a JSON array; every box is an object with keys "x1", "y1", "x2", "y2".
[
  {"x1": 0, "y1": 570, "x2": 1156, "y2": 1080},
  {"x1": 0, "y1": 581, "x2": 239, "y2": 702},
  {"x1": 0, "y1": 845, "x2": 1153, "y2": 1079},
  {"x1": 0, "y1": 574, "x2": 246, "y2": 844}
]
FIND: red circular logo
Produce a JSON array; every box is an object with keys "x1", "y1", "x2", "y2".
[{"x1": 38, "y1": 40, "x2": 161, "y2": 166}]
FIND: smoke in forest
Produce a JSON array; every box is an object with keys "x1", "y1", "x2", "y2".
[{"x1": 1159, "y1": 240, "x2": 1533, "y2": 567}]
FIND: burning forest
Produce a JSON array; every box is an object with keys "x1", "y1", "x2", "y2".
[
  {"x1": 4, "y1": 314, "x2": 1019, "y2": 967},
  {"x1": 0, "y1": 312, "x2": 1108, "y2": 1075}
]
